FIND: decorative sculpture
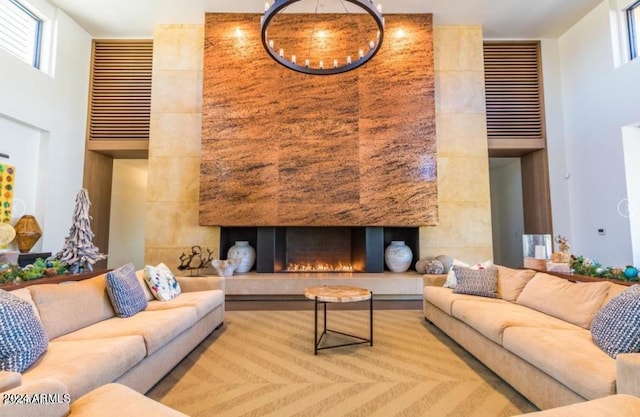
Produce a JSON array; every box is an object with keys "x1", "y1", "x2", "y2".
[
  {"x1": 56, "y1": 189, "x2": 107, "y2": 273},
  {"x1": 178, "y1": 245, "x2": 215, "y2": 275}
]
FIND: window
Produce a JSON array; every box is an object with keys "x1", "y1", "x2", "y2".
[
  {"x1": 628, "y1": 0, "x2": 640, "y2": 59},
  {"x1": 0, "y1": 0, "x2": 42, "y2": 68}
]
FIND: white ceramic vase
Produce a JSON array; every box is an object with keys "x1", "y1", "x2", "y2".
[
  {"x1": 227, "y1": 241, "x2": 256, "y2": 273},
  {"x1": 384, "y1": 241, "x2": 413, "y2": 272}
]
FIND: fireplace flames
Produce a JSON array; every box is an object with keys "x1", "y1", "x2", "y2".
[{"x1": 285, "y1": 262, "x2": 354, "y2": 272}]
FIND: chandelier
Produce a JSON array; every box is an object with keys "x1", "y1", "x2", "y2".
[{"x1": 261, "y1": 0, "x2": 384, "y2": 75}]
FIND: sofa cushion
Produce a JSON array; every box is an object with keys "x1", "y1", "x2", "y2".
[
  {"x1": 52, "y1": 307, "x2": 198, "y2": 356},
  {"x1": 0, "y1": 290, "x2": 48, "y2": 372},
  {"x1": 591, "y1": 284, "x2": 640, "y2": 358},
  {"x1": 451, "y1": 299, "x2": 580, "y2": 345},
  {"x1": 135, "y1": 270, "x2": 154, "y2": 302},
  {"x1": 496, "y1": 266, "x2": 536, "y2": 301},
  {"x1": 503, "y1": 326, "x2": 616, "y2": 400},
  {"x1": 70, "y1": 383, "x2": 188, "y2": 417},
  {"x1": 106, "y1": 263, "x2": 148, "y2": 318},
  {"x1": 10, "y1": 288, "x2": 41, "y2": 321},
  {"x1": 452, "y1": 265, "x2": 499, "y2": 298},
  {"x1": 424, "y1": 286, "x2": 504, "y2": 315},
  {"x1": 28, "y1": 275, "x2": 115, "y2": 340},
  {"x1": 516, "y1": 273, "x2": 611, "y2": 329},
  {"x1": 144, "y1": 290, "x2": 224, "y2": 320},
  {"x1": 143, "y1": 263, "x2": 181, "y2": 301},
  {"x1": 22, "y1": 336, "x2": 146, "y2": 400}
]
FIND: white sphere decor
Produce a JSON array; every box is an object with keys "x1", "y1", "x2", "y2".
[
  {"x1": 384, "y1": 241, "x2": 413, "y2": 272},
  {"x1": 227, "y1": 241, "x2": 256, "y2": 273}
]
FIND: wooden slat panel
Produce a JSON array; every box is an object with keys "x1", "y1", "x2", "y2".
[
  {"x1": 483, "y1": 41, "x2": 546, "y2": 142},
  {"x1": 87, "y1": 40, "x2": 153, "y2": 142}
]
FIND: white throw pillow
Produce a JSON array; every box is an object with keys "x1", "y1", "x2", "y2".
[
  {"x1": 443, "y1": 259, "x2": 493, "y2": 288},
  {"x1": 143, "y1": 263, "x2": 182, "y2": 301}
]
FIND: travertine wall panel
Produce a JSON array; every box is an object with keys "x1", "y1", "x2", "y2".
[
  {"x1": 145, "y1": 25, "x2": 219, "y2": 268},
  {"x1": 200, "y1": 14, "x2": 437, "y2": 227},
  {"x1": 420, "y1": 26, "x2": 493, "y2": 264}
]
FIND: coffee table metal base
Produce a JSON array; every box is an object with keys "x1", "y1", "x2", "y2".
[{"x1": 313, "y1": 295, "x2": 373, "y2": 355}]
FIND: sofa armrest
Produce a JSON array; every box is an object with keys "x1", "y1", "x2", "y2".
[
  {"x1": 0, "y1": 378, "x2": 70, "y2": 417},
  {"x1": 423, "y1": 274, "x2": 446, "y2": 287},
  {"x1": 617, "y1": 353, "x2": 640, "y2": 397},
  {"x1": 176, "y1": 276, "x2": 225, "y2": 293},
  {"x1": 0, "y1": 372, "x2": 21, "y2": 393}
]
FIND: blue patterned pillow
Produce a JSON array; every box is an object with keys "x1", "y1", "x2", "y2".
[
  {"x1": 106, "y1": 263, "x2": 148, "y2": 318},
  {"x1": 591, "y1": 284, "x2": 640, "y2": 358},
  {"x1": 452, "y1": 265, "x2": 499, "y2": 298},
  {"x1": 0, "y1": 290, "x2": 48, "y2": 372}
]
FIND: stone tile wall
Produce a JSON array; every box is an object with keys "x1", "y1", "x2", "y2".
[{"x1": 146, "y1": 23, "x2": 492, "y2": 268}]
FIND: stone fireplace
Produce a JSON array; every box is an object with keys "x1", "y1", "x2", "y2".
[{"x1": 219, "y1": 227, "x2": 419, "y2": 273}]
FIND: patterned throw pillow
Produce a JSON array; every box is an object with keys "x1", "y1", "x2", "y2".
[
  {"x1": 0, "y1": 290, "x2": 48, "y2": 372},
  {"x1": 144, "y1": 263, "x2": 181, "y2": 301},
  {"x1": 452, "y1": 265, "x2": 499, "y2": 298},
  {"x1": 106, "y1": 263, "x2": 148, "y2": 318},
  {"x1": 591, "y1": 284, "x2": 640, "y2": 358},
  {"x1": 444, "y1": 260, "x2": 493, "y2": 288}
]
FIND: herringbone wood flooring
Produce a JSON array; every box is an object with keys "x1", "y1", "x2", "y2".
[{"x1": 148, "y1": 309, "x2": 537, "y2": 417}]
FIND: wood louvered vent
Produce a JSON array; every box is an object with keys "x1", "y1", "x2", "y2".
[
  {"x1": 484, "y1": 41, "x2": 545, "y2": 144},
  {"x1": 88, "y1": 40, "x2": 153, "y2": 141}
]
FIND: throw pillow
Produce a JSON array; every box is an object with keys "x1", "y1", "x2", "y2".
[
  {"x1": 0, "y1": 290, "x2": 48, "y2": 372},
  {"x1": 444, "y1": 260, "x2": 493, "y2": 288},
  {"x1": 144, "y1": 263, "x2": 181, "y2": 301},
  {"x1": 516, "y1": 273, "x2": 611, "y2": 329},
  {"x1": 106, "y1": 263, "x2": 148, "y2": 318},
  {"x1": 591, "y1": 284, "x2": 640, "y2": 358},
  {"x1": 452, "y1": 265, "x2": 499, "y2": 298}
]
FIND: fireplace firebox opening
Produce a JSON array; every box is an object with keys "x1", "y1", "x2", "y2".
[{"x1": 219, "y1": 227, "x2": 419, "y2": 273}]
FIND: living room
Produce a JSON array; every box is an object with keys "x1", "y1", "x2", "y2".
[{"x1": 1, "y1": 0, "x2": 640, "y2": 416}]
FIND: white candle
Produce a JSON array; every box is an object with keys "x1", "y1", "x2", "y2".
[
  {"x1": 305, "y1": 58, "x2": 310, "y2": 67},
  {"x1": 264, "y1": 2, "x2": 270, "y2": 11},
  {"x1": 377, "y1": 3, "x2": 382, "y2": 13},
  {"x1": 319, "y1": 60, "x2": 324, "y2": 69},
  {"x1": 333, "y1": 59, "x2": 338, "y2": 68},
  {"x1": 534, "y1": 245, "x2": 546, "y2": 259},
  {"x1": 269, "y1": 39, "x2": 274, "y2": 48},
  {"x1": 358, "y1": 49, "x2": 364, "y2": 59},
  {"x1": 279, "y1": 48, "x2": 284, "y2": 57},
  {"x1": 291, "y1": 55, "x2": 296, "y2": 64},
  {"x1": 346, "y1": 55, "x2": 352, "y2": 65}
]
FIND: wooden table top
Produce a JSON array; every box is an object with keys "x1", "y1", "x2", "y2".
[{"x1": 303, "y1": 285, "x2": 372, "y2": 303}]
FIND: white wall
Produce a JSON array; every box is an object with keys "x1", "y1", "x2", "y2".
[
  {"x1": 108, "y1": 159, "x2": 148, "y2": 269},
  {"x1": 549, "y1": 1, "x2": 640, "y2": 266},
  {"x1": 0, "y1": 4, "x2": 91, "y2": 254},
  {"x1": 489, "y1": 158, "x2": 525, "y2": 267},
  {"x1": 622, "y1": 126, "x2": 640, "y2": 265}
]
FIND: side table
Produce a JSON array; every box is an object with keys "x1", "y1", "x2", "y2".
[{"x1": 303, "y1": 285, "x2": 373, "y2": 355}]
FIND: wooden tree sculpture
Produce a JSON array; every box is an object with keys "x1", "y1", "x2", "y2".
[{"x1": 56, "y1": 188, "x2": 106, "y2": 273}]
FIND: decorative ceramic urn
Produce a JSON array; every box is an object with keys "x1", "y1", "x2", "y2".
[
  {"x1": 227, "y1": 241, "x2": 256, "y2": 273},
  {"x1": 384, "y1": 241, "x2": 413, "y2": 272}
]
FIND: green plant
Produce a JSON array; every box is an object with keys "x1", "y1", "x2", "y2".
[{"x1": 570, "y1": 255, "x2": 631, "y2": 281}]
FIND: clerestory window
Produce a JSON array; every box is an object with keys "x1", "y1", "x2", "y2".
[{"x1": 0, "y1": 0, "x2": 42, "y2": 68}]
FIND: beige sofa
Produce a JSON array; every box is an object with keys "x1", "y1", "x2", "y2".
[
  {"x1": 423, "y1": 267, "x2": 640, "y2": 411},
  {"x1": 3, "y1": 271, "x2": 225, "y2": 402}
]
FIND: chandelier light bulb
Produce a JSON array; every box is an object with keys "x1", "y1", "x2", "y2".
[
  {"x1": 319, "y1": 60, "x2": 324, "y2": 69},
  {"x1": 377, "y1": 3, "x2": 382, "y2": 13},
  {"x1": 292, "y1": 55, "x2": 296, "y2": 64},
  {"x1": 264, "y1": 1, "x2": 270, "y2": 11},
  {"x1": 279, "y1": 48, "x2": 284, "y2": 57},
  {"x1": 305, "y1": 58, "x2": 310, "y2": 67},
  {"x1": 359, "y1": 49, "x2": 364, "y2": 59},
  {"x1": 269, "y1": 39, "x2": 274, "y2": 48},
  {"x1": 347, "y1": 55, "x2": 352, "y2": 64}
]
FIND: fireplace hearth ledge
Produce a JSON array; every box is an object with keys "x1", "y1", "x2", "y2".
[{"x1": 211, "y1": 271, "x2": 431, "y2": 298}]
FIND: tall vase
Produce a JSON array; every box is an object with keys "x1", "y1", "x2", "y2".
[
  {"x1": 14, "y1": 215, "x2": 42, "y2": 253},
  {"x1": 227, "y1": 241, "x2": 256, "y2": 273},
  {"x1": 384, "y1": 241, "x2": 413, "y2": 272}
]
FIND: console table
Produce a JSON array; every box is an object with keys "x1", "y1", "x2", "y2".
[{"x1": 0, "y1": 269, "x2": 109, "y2": 291}]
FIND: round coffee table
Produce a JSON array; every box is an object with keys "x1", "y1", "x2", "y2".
[{"x1": 303, "y1": 285, "x2": 373, "y2": 355}]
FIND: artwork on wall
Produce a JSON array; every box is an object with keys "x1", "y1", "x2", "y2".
[
  {"x1": 199, "y1": 13, "x2": 438, "y2": 227},
  {"x1": 0, "y1": 162, "x2": 15, "y2": 224}
]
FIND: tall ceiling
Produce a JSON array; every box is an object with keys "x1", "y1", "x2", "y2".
[{"x1": 48, "y1": 0, "x2": 603, "y2": 39}]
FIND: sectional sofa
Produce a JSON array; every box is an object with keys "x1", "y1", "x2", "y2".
[
  {"x1": 423, "y1": 266, "x2": 640, "y2": 411},
  {"x1": 2, "y1": 270, "x2": 225, "y2": 402}
]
